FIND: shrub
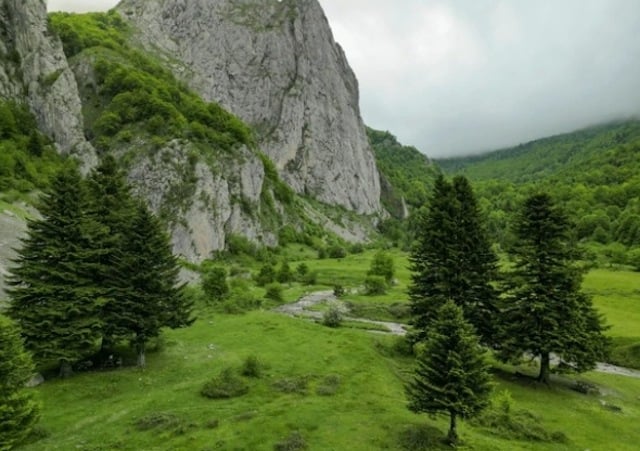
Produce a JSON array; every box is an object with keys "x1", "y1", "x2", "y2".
[
  {"x1": 327, "y1": 245, "x2": 347, "y2": 259},
  {"x1": 301, "y1": 271, "x2": 318, "y2": 286},
  {"x1": 349, "y1": 243, "x2": 365, "y2": 254},
  {"x1": 272, "y1": 376, "x2": 309, "y2": 394},
  {"x1": 255, "y1": 263, "x2": 276, "y2": 286},
  {"x1": 364, "y1": 275, "x2": 387, "y2": 295},
  {"x1": 367, "y1": 250, "x2": 395, "y2": 284},
  {"x1": 295, "y1": 263, "x2": 309, "y2": 279},
  {"x1": 201, "y1": 267, "x2": 229, "y2": 302},
  {"x1": 277, "y1": 260, "x2": 293, "y2": 283},
  {"x1": 322, "y1": 305, "x2": 343, "y2": 328},
  {"x1": 274, "y1": 431, "x2": 307, "y2": 451},
  {"x1": 265, "y1": 283, "x2": 284, "y2": 302},
  {"x1": 628, "y1": 247, "x2": 640, "y2": 271},
  {"x1": 333, "y1": 284, "x2": 345, "y2": 298},
  {"x1": 240, "y1": 355, "x2": 263, "y2": 378},
  {"x1": 201, "y1": 368, "x2": 249, "y2": 399},
  {"x1": 134, "y1": 412, "x2": 195, "y2": 436},
  {"x1": 316, "y1": 374, "x2": 341, "y2": 396}
]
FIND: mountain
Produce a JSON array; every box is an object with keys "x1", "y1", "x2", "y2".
[
  {"x1": 0, "y1": 0, "x2": 386, "y2": 272},
  {"x1": 116, "y1": 0, "x2": 381, "y2": 215},
  {"x1": 438, "y1": 120, "x2": 640, "y2": 251}
]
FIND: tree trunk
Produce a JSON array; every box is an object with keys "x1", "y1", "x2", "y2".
[
  {"x1": 538, "y1": 352, "x2": 550, "y2": 384},
  {"x1": 136, "y1": 341, "x2": 146, "y2": 368},
  {"x1": 447, "y1": 411, "x2": 458, "y2": 445},
  {"x1": 59, "y1": 360, "x2": 73, "y2": 378}
]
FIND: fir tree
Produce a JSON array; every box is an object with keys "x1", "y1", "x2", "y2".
[
  {"x1": 85, "y1": 155, "x2": 136, "y2": 353},
  {"x1": 406, "y1": 301, "x2": 492, "y2": 445},
  {"x1": 408, "y1": 175, "x2": 498, "y2": 345},
  {"x1": 0, "y1": 315, "x2": 40, "y2": 449},
  {"x1": 498, "y1": 193, "x2": 609, "y2": 383},
  {"x1": 8, "y1": 165, "x2": 104, "y2": 376},
  {"x1": 110, "y1": 202, "x2": 193, "y2": 367}
]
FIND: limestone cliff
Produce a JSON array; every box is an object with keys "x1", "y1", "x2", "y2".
[
  {"x1": 0, "y1": 0, "x2": 96, "y2": 167},
  {"x1": 117, "y1": 0, "x2": 381, "y2": 214}
]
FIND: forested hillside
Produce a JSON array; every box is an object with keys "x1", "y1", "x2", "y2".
[{"x1": 437, "y1": 120, "x2": 640, "y2": 262}]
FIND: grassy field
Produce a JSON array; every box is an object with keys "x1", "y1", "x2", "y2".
[{"x1": 18, "y1": 249, "x2": 640, "y2": 450}]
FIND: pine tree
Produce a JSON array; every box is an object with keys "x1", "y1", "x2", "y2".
[
  {"x1": 8, "y1": 165, "x2": 104, "y2": 376},
  {"x1": 0, "y1": 315, "x2": 40, "y2": 449},
  {"x1": 110, "y1": 202, "x2": 193, "y2": 367},
  {"x1": 408, "y1": 175, "x2": 498, "y2": 345},
  {"x1": 406, "y1": 301, "x2": 492, "y2": 445},
  {"x1": 85, "y1": 155, "x2": 136, "y2": 353},
  {"x1": 498, "y1": 193, "x2": 609, "y2": 383}
]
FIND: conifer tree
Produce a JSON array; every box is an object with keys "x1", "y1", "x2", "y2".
[
  {"x1": 110, "y1": 201, "x2": 193, "y2": 367},
  {"x1": 8, "y1": 165, "x2": 104, "y2": 376},
  {"x1": 408, "y1": 175, "x2": 498, "y2": 345},
  {"x1": 498, "y1": 193, "x2": 608, "y2": 383},
  {"x1": 0, "y1": 315, "x2": 40, "y2": 449},
  {"x1": 406, "y1": 301, "x2": 491, "y2": 445},
  {"x1": 86, "y1": 155, "x2": 136, "y2": 352}
]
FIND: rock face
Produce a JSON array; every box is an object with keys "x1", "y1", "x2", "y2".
[
  {"x1": 0, "y1": 0, "x2": 97, "y2": 168},
  {"x1": 117, "y1": 0, "x2": 381, "y2": 214}
]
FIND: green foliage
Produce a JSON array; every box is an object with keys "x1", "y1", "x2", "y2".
[
  {"x1": 408, "y1": 175, "x2": 499, "y2": 345},
  {"x1": 264, "y1": 283, "x2": 284, "y2": 302},
  {"x1": 439, "y1": 120, "x2": 640, "y2": 257},
  {"x1": 201, "y1": 267, "x2": 230, "y2": 302},
  {"x1": 133, "y1": 411, "x2": 195, "y2": 436},
  {"x1": 0, "y1": 100, "x2": 64, "y2": 194},
  {"x1": 315, "y1": 374, "x2": 341, "y2": 396},
  {"x1": 322, "y1": 304, "x2": 343, "y2": 328},
  {"x1": 276, "y1": 260, "x2": 293, "y2": 283},
  {"x1": 295, "y1": 263, "x2": 309, "y2": 280},
  {"x1": 273, "y1": 431, "x2": 307, "y2": 451},
  {"x1": 367, "y1": 250, "x2": 395, "y2": 284},
  {"x1": 364, "y1": 275, "x2": 388, "y2": 295},
  {"x1": 327, "y1": 245, "x2": 347, "y2": 259},
  {"x1": 628, "y1": 248, "x2": 640, "y2": 271},
  {"x1": 255, "y1": 263, "x2": 276, "y2": 286},
  {"x1": 7, "y1": 166, "x2": 105, "y2": 373},
  {"x1": 498, "y1": 193, "x2": 609, "y2": 382},
  {"x1": 0, "y1": 315, "x2": 40, "y2": 449},
  {"x1": 49, "y1": 12, "x2": 253, "y2": 153},
  {"x1": 240, "y1": 355, "x2": 263, "y2": 378},
  {"x1": 368, "y1": 127, "x2": 440, "y2": 211},
  {"x1": 200, "y1": 367, "x2": 249, "y2": 399},
  {"x1": 406, "y1": 301, "x2": 492, "y2": 445}
]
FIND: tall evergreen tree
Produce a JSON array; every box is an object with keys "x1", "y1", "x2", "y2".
[
  {"x1": 7, "y1": 165, "x2": 104, "y2": 376},
  {"x1": 86, "y1": 155, "x2": 136, "y2": 353},
  {"x1": 406, "y1": 301, "x2": 492, "y2": 445},
  {"x1": 110, "y1": 201, "x2": 193, "y2": 367},
  {"x1": 498, "y1": 193, "x2": 608, "y2": 383},
  {"x1": 0, "y1": 315, "x2": 40, "y2": 449},
  {"x1": 408, "y1": 175, "x2": 498, "y2": 345}
]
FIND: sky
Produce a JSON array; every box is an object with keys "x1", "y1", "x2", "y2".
[{"x1": 47, "y1": 0, "x2": 640, "y2": 158}]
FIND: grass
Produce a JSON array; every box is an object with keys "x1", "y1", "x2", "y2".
[{"x1": 19, "y1": 251, "x2": 640, "y2": 450}]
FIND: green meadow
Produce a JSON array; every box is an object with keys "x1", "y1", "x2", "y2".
[{"x1": 20, "y1": 250, "x2": 640, "y2": 450}]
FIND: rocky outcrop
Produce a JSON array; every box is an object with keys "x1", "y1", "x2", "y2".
[
  {"x1": 126, "y1": 140, "x2": 270, "y2": 262},
  {"x1": 0, "y1": 0, "x2": 96, "y2": 168},
  {"x1": 117, "y1": 0, "x2": 381, "y2": 214}
]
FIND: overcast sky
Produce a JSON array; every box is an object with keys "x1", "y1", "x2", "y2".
[{"x1": 48, "y1": 0, "x2": 640, "y2": 157}]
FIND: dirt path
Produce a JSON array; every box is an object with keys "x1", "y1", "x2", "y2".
[{"x1": 274, "y1": 290, "x2": 640, "y2": 379}]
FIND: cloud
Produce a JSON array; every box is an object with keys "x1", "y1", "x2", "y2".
[{"x1": 47, "y1": 0, "x2": 640, "y2": 157}]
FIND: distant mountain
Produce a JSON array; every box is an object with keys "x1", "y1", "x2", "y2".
[{"x1": 437, "y1": 120, "x2": 640, "y2": 251}]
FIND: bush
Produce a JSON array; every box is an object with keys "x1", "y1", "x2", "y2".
[
  {"x1": 274, "y1": 431, "x2": 307, "y2": 451},
  {"x1": 201, "y1": 267, "x2": 229, "y2": 302},
  {"x1": 628, "y1": 247, "x2": 640, "y2": 271},
  {"x1": 201, "y1": 368, "x2": 249, "y2": 399},
  {"x1": 255, "y1": 263, "x2": 276, "y2": 286},
  {"x1": 295, "y1": 263, "x2": 309, "y2": 280},
  {"x1": 367, "y1": 250, "x2": 395, "y2": 284},
  {"x1": 322, "y1": 305, "x2": 343, "y2": 328},
  {"x1": 364, "y1": 275, "x2": 388, "y2": 295},
  {"x1": 327, "y1": 245, "x2": 347, "y2": 259},
  {"x1": 240, "y1": 355, "x2": 263, "y2": 378},
  {"x1": 277, "y1": 260, "x2": 293, "y2": 283},
  {"x1": 265, "y1": 283, "x2": 284, "y2": 302},
  {"x1": 272, "y1": 376, "x2": 309, "y2": 394},
  {"x1": 349, "y1": 243, "x2": 365, "y2": 254},
  {"x1": 301, "y1": 271, "x2": 318, "y2": 286},
  {"x1": 134, "y1": 412, "x2": 195, "y2": 436},
  {"x1": 316, "y1": 374, "x2": 341, "y2": 396},
  {"x1": 333, "y1": 284, "x2": 345, "y2": 298}
]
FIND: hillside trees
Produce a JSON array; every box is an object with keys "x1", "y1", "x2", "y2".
[
  {"x1": 8, "y1": 161, "x2": 193, "y2": 372},
  {"x1": 0, "y1": 315, "x2": 40, "y2": 449},
  {"x1": 7, "y1": 165, "x2": 105, "y2": 376},
  {"x1": 498, "y1": 193, "x2": 609, "y2": 383},
  {"x1": 406, "y1": 301, "x2": 492, "y2": 445},
  {"x1": 408, "y1": 175, "x2": 498, "y2": 345}
]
